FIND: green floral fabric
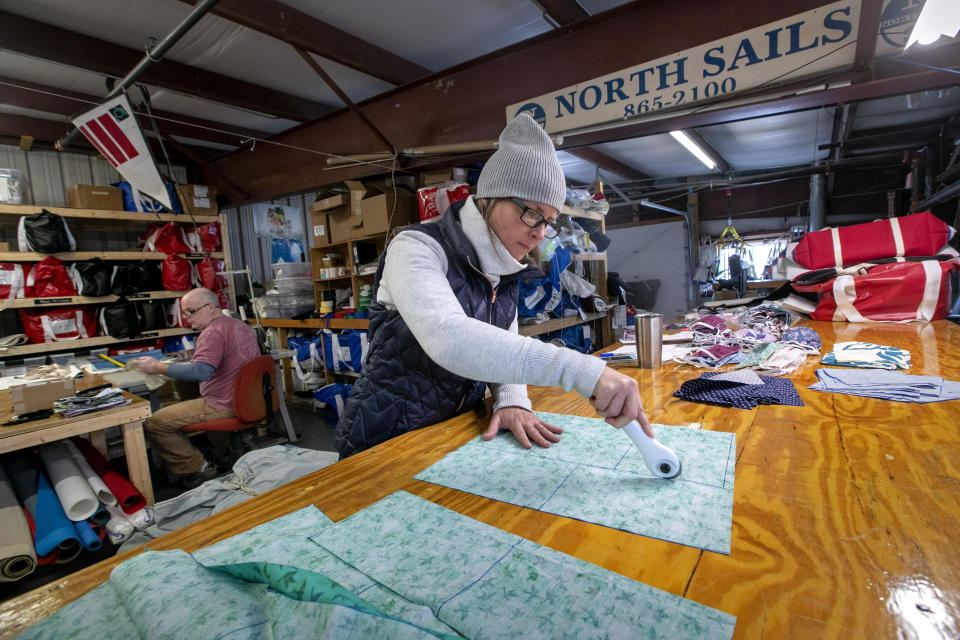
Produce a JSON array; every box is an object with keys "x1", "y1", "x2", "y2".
[
  {"x1": 414, "y1": 412, "x2": 736, "y2": 553},
  {"x1": 312, "y1": 490, "x2": 736, "y2": 640}
]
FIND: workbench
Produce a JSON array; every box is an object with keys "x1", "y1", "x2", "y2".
[{"x1": 1, "y1": 320, "x2": 958, "y2": 639}]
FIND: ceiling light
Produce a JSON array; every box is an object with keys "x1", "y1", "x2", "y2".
[
  {"x1": 905, "y1": 0, "x2": 960, "y2": 48},
  {"x1": 669, "y1": 130, "x2": 716, "y2": 169}
]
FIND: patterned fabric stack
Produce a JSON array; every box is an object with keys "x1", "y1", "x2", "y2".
[
  {"x1": 820, "y1": 341, "x2": 910, "y2": 370},
  {"x1": 673, "y1": 371, "x2": 804, "y2": 410},
  {"x1": 809, "y1": 368, "x2": 960, "y2": 403}
]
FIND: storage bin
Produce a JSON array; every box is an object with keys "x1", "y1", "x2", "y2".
[
  {"x1": 262, "y1": 292, "x2": 312, "y2": 306},
  {"x1": 264, "y1": 303, "x2": 314, "y2": 318},
  {"x1": 274, "y1": 276, "x2": 314, "y2": 294},
  {"x1": 271, "y1": 261, "x2": 312, "y2": 279}
]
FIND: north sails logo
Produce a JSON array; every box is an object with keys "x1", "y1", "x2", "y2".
[{"x1": 515, "y1": 103, "x2": 546, "y2": 127}]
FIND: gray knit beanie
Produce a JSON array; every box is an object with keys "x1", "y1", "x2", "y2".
[{"x1": 477, "y1": 113, "x2": 566, "y2": 211}]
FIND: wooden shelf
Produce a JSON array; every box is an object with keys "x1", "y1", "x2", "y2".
[
  {"x1": 518, "y1": 311, "x2": 607, "y2": 337},
  {"x1": 3, "y1": 290, "x2": 187, "y2": 309},
  {"x1": 0, "y1": 328, "x2": 197, "y2": 357},
  {"x1": 561, "y1": 206, "x2": 606, "y2": 221},
  {"x1": 0, "y1": 251, "x2": 223, "y2": 262},
  {"x1": 0, "y1": 204, "x2": 220, "y2": 223},
  {"x1": 259, "y1": 318, "x2": 369, "y2": 330},
  {"x1": 313, "y1": 275, "x2": 353, "y2": 283}
]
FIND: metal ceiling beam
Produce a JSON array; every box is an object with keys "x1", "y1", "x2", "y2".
[
  {"x1": 852, "y1": 0, "x2": 883, "y2": 72},
  {"x1": 208, "y1": 0, "x2": 957, "y2": 202},
  {"x1": 563, "y1": 146, "x2": 652, "y2": 182},
  {"x1": 0, "y1": 10, "x2": 330, "y2": 123},
  {"x1": 294, "y1": 48, "x2": 395, "y2": 153},
  {"x1": 178, "y1": 0, "x2": 429, "y2": 86},
  {"x1": 0, "y1": 75, "x2": 271, "y2": 148},
  {"x1": 531, "y1": 0, "x2": 590, "y2": 26}
]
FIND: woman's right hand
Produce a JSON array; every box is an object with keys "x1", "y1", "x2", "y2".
[{"x1": 590, "y1": 367, "x2": 655, "y2": 435}]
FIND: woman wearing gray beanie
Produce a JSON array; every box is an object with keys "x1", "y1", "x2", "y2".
[{"x1": 335, "y1": 114, "x2": 653, "y2": 458}]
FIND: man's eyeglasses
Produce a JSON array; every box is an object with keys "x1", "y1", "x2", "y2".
[
  {"x1": 183, "y1": 302, "x2": 212, "y2": 318},
  {"x1": 511, "y1": 198, "x2": 559, "y2": 239}
]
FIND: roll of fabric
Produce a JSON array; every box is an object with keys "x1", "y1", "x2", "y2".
[
  {"x1": 37, "y1": 442, "x2": 99, "y2": 521},
  {"x1": 127, "y1": 506, "x2": 154, "y2": 531},
  {"x1": 104, "y1": 504, "x2": 135, "y2": 545},
  {"x1": 63, "y1": 439, "x2": 116, "y2": 506},
  {"x1": 22, "y1": 510, "x2": 59, "y2": 565},
  {"x1": 4, "y1": 455, "x2": 80, "y2": 557},
  {"x1": 89, "y1": 502, "x2": 110, "y2": 526},
  {"x1": 72, "y1": 437, "x2": 146, "y2": 514},
  {"x1": 0, "y1": 463, "x2": 37, "y2": 582},
  {"x1": 72, "y1": 520, "x2": 102, "y2": 552}
]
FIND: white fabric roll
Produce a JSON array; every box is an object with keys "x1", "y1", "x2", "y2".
[
  {"x1": 0, "y1": 463, "x2": 37, "y2": 582},
  {"x1": 127, "y1": 506, "x2": 154, "y2": 531},
  {"x1": 63, "y1": 439, "x2": 116, "y2": 506},
  {"x1": 105, "y1": 504, "x2": 134, "y2": 545},
  {"x1": 37, "y1": 443, "x2": 99, "y2": 521}
]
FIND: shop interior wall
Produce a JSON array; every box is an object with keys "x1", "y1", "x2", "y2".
[{"x1": 606, "y1": 220, "x2": 689, "y2": 321}]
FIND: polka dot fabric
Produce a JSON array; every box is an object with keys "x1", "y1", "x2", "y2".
[{"x1": 673, "y1": 371, "x2": 804, "y2": 410}]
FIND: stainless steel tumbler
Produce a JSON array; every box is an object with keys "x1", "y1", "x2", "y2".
[{"x1": 634, "y1": 313, "x2": 663, "y2": 369}]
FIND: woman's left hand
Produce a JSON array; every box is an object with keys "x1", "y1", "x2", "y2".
[{"x1": 482, "y1": 408, "x2": 563, "y2": 449}]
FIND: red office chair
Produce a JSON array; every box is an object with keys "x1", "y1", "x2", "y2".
[{"x1": 182, "y1": 355, "x2": 279, "y2": 460}]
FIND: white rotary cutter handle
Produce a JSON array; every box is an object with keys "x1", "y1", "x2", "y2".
[{"x1": 623, "y1": 421, "x2": 682, "y2": 479}]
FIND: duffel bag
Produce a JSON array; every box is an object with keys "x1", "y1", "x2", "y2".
[
  {"x1": 69, "y1": 258, "x2": 112, "y2": 297},
  {"x1": 19, "y1": 307, "x2": 98, "y2": 343},
  {"x1": 27, "y1": 256, "x2": 77, "y2": 298},
  {"x1": 195, "y1": 256, "x2": 226, "y2": 291},
  {"x1": 114, "y1": 181, "x2": 182, "y2": 214},
  {"x1": 144, "y1": 222, "x2": 191, "y2": 253},
  {"x1": 137, "y1": 299, "x2": 167, "y2": 331},
  {"x1": 166, "y1": 298, "x2": 190, "y2": 328},
  {"x1": 161, "y1": 254, "x2": 197, "y2": 291},
  {"x1": 184, "y1": 222, "x2": 221, "y2": 252},
  {"x1": 112, "y1": 262, "x2": 162, "y2": 296},
  {"x1": 792, "y1": 212, "x2": 955, "y2": 270},
  {"x1": 793, "y1": 258, "x2": 960, "y2": 322},
  {"x1": 17, "y1": 210, "x2": 77, "y2": 253},
  {"x1": 99, "y1": 299, "x2": 141, "y2": 338},
  {"x1": 0, "y1": 263, "x2": 28, "y2": 309}
]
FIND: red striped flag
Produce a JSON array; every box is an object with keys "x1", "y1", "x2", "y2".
[{"x1": 72, "y1": 94, "x2": 171, "y2": 210}]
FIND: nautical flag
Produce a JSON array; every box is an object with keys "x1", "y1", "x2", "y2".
[{"x1": 72, "y1": 94, "x2": 172, "y2": 210}]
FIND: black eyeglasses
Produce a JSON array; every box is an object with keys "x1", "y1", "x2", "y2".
[
  {"x1": 183, "y1": 302, "x2": 212, "y2": 317},
  {"x1": 510, "y1": 198, "x2": 559, "y2": 239}
]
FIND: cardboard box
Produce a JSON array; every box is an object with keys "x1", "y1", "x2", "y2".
[
  {"x1": 310, "y1": 211, "x2": 332, "y2": 246},
  {"x1": 67, "y1": 184, "x2": 123, "y2": 210},
  {"x1": 175, "y1": 184, "x2": 218, "y2": 215},
  {"x1": 312, "y1": 193, "x2": 350, "y2": 212},
  {"x1": 418, "y1": 167, "x2": 468, "y2": 187},
  {"x1": 0, "y1": 379, "x2": 75, "y2": 420},
  {"x1": 328, "y1": 181, "x2": 416, "y2": 241}
]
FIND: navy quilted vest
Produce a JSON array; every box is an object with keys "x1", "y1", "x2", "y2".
[{"x1": 335, "y1": 201, "x2": 530, "y2": 458}]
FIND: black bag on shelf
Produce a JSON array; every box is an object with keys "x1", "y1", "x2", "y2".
[
  {"x1": 110, "y1": 262, "x2": 161, "y2": 296},
  {"x1": 136, "y1": 299, "x2": 167, "y2": 331},
  {"x1": 99, "y1": 299, "x2": 141, "y2": 338},
  {"x1": 17, "y1": 210, "x2": 77, "y2": 253},
  {"x1": 69, "y1": 259, "x2": 112, "y2": 297}
]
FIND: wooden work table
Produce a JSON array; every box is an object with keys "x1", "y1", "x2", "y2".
[{"x1": 1, "y1": 320, "x2": 958, "y2": 638}]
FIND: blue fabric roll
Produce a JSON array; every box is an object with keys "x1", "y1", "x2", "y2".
[
  {"x1": 73, "y1": 520, "x2": 102, "y2": 552},
  {"x1": 90, "y1": 503, "x2": 110, "y2": 526},
  {"x1": 33, "y1": 468, "x2": 81, "y2": 557}
]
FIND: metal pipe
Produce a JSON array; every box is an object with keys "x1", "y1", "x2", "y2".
[
  {"x1": 915, "y1": 179, "x2": 960, "y2": 211},
  {"x1": 809, "y1": 173, "x2": 826, "y2": 232},
  {"x1": 55, "y1": 0, "x2": 220, "y2": 151}
]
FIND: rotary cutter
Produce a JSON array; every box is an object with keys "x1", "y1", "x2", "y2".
[{"x1": 623, "y1": 421, "x2": 682, "y2": 479}]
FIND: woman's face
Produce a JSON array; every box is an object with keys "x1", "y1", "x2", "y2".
[{"x1": 487, "y1": 198, "x2": 559, "y2": 261}]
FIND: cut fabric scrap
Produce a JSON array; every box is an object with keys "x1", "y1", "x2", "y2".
[
  {"x1": 674, "y1": 371, "x2": 804, "y2": 410},
  {"x1": 752, "y1": 345, "x2": 810, "y2": 377},
  {"x1": 312, "y1": 491, "x2": 737, "y2": 639},
  {"x1": 675, "y1": 344, "x2": 743, "y2": 369},
  {"x1": 809, "y1": 368, "x2": 960, "y2": 403},
  {"x1": 781, "y1": 327, "x2": 822, "y2": 353},
  {"x1": 734, "y1": 341, "x2": 787, "y2": 369},
  {"x1": 821, "y1": 341, "x2": 910, "y2": 370}
]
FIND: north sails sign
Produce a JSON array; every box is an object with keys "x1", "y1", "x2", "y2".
[{"x1": 507, "y1": 0, "x2": 861, "y2": 134}]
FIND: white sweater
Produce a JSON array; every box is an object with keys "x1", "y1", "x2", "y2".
[{"x1": 377, "y1": 197, "x2": 606, "y2": 413}]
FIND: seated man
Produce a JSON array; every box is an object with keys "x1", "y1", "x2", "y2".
[{"x1": 132, "y1": 287, "x2": 261, "y2": 488}]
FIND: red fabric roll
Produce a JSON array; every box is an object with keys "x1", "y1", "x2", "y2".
[
  {"x1": 23, "y1": 509, "x2": 59, "y2": 566},
  {"x1": 72, "y1": 437, "x2": 146, "y2": 515}
]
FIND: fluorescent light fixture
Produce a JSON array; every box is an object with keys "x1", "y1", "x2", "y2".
[
  {"x1": 905, "y1": 0, "x2": 960, "y2": 48},
  {"x1": 669, "y1": 130, "x2": 716, "y2": 169}
]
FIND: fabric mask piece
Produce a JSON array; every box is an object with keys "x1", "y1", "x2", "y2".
[
  {"x1": 673, "y1": 371, "x2": 804, "y2": 409},
  {"x1": 821, "y1": 341, "x2": 910, "y2": 370},
  {"x1": 735, "y1": 342, "x2": 787, "y2": 369},
  {"x1": 710, "y1": 369, "x2": 764, "y2": 385},
  {"x1": 754, "y1": 345, "x2": 809, "y2": 376},
  {"x1": 675, "y1": 344, "x2": 743, "y2": 369},
  {"x1": 781, "y1": 327, "x2": 822, "y2": 353}
]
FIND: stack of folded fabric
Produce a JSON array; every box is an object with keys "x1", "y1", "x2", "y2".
[
  {"x1": 674, "y1": 369, "x2": 804, "y2": 409},
  {"x1": 820, "y1": 341, "x2": 910, "y2": 370},
  {"x1": 675, "y1": 344, "x2": 743, "y2": 368},
  {"x1": 53, "y1": 388, "x2": 130, "y2": 418},
  {"x1": 809, "y1": 369, "x2": 960, "y2": 403}
]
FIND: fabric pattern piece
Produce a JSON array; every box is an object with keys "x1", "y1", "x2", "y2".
[
  {"x1": 415, "y1": 413, "x2": 737, "y2": 553},
  {"x1": 820, "y1": 341, "x2": 911, "y2": 370},
  {"x1": 312, "y1": 490, "x2": 737, "y2": 640},
  {"x1": 752, "y1": 345, "x2": 810, "y2": 377},
  {"x1": 809, "y1": 368, "x2": 960, "y2": 403},
  {"x1": 734, "y1": 341, "x2": 787, "y2": 369},
  {"x1": 674, "y1": 371, "x2": 804, "y2": 410},
  {"x1": 781, "y1": 326, "x2": 822, "y2": 352},
  {"x1": 18, "y1": 548, "x2": 453, "y2": 640}
]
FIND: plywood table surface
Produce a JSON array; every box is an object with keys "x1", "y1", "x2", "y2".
[{"x1": 1, "y1": 320, "x2": 958, "y2": 639}]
